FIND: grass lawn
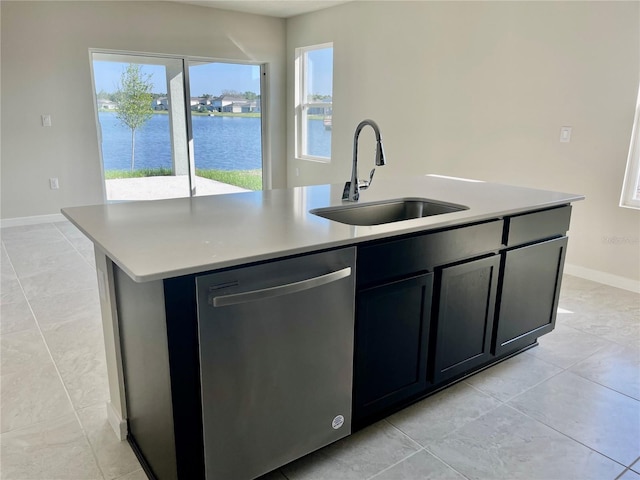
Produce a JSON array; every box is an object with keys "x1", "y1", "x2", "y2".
[
  {"x1": 104, "y1": 168, "x2": 262, "y2": 191},
  {"x1": 195, "y1": 168, "x2": 262, "y2": 190}
]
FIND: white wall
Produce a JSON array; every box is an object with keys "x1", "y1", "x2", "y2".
[
  {"x1": 287, "y1": 1, "x2": 640, "y2": 285},
  {"x1": 0, "y1": 1, "x2": 286, "y2": 219}
]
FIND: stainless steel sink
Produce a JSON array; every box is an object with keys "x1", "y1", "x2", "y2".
[{"x1": 310, "y1": 198, "x2": 469, "y2": 226}]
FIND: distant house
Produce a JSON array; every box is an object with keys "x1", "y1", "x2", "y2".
[
  {"x1": 307, "y1": 106, "x2": 332, "y2": 116},
  {"x1": 308, "y1": 95, "x2": 332, "y2": 116},
  {"x1": 219, "y1": 100, "x2": 260, "y2": 113},
  {"x1": 191, "y1": 97, "x2": 212, "y2": 106},
  {"x1": 191, "y1": 96, "x2": 213, "y2": 111},
  {"x1": 152, "y1": 97, "x2": 169, "y2": 110},
  {"x1": 97, "y1": 99, "x2": 116, "y2": 110},
  {"x1": 209, "y1": 95, "x2": 261, "y2": 114},
  {"x1": 242, "y1": 101, "x2": 260, "y2": 113}
]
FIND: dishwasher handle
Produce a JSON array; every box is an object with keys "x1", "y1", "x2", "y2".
[{"x1": 211, "y1": 266, "x2": 352, "y2": 307}]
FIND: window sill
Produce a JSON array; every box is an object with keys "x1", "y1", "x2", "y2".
[{"x1": 296, "y1": 155, "x2": 331, "y2": 164}]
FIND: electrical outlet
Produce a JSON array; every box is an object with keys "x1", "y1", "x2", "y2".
[
  {"x1": 42, "y1": 115, "x2": 52, "y2": 127},
  {"x1": 49, "y1": 177, "x2": 59, "y2": 190}
]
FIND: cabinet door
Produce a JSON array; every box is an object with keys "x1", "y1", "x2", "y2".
[
  {"x1": 354, "y1": 273, "x2": 433, "y2": 424},
  {"x1": 433, "y1": 255, "x2": 500, "y2": 384},
  {"x1": 494, "y1": 236, "x2": 568, "y2": 356}
]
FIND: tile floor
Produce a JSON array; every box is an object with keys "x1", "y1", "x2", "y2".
[{"x1": 1, "y1": 221, "x2": 639, "y2": 480}]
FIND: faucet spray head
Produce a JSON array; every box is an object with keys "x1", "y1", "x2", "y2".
[{"x1": 375, "y1": 140, "x2": 386, "y2": 166}]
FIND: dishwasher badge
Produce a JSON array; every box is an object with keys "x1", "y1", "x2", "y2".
[{"x1": 332, "y1": 415, "x2": 345, "y2": 430}]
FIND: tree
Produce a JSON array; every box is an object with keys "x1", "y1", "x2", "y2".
[
  {"x1": 114, "y1": 64, "x2": 154, "y2": 171},
  {"x1": 221, "y1": 89, "x2": 243, "y2": 97}
]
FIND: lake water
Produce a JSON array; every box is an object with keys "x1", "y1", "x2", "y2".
[{"x1": 99, "y1": 112, "x2": 331, "y2": 171}]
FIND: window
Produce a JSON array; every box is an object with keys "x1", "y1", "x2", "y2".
[
  {"x1": 620, "y1": 83, "x2": 640, "y2": 209},
  {"x1": 91, "y1": 51, "x2": 265, "y2": 202},
  {"x1": 295, "y1": 43, "x2": 333, "y2": 161}
]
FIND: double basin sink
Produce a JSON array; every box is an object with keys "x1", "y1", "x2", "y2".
[{"x1": 310, "y1": 198, "x2": 468, "y2": 226}]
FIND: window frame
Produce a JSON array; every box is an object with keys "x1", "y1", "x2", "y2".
[
  {"x1": 620, "y1": 83, "x2": 640, "y2": 209},
  {"x1": 295, "y1": 42, "x2": 333, "y2": 162}
]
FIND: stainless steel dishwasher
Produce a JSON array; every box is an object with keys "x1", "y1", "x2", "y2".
[{"x1": 196, "y1": 247, "x2": 356, "y2": 480}]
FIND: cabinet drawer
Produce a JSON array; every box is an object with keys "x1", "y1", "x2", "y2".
[
  {"x1": 505, "y1": 205, "x2": 571, "y2": 247},
  {"x1": 357, "y1": 220, "x2": 503, "y2": 287}
]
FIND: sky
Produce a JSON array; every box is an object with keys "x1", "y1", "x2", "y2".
[{"x1": 93, "y1": 52, "x2": 333, "y2": 97}]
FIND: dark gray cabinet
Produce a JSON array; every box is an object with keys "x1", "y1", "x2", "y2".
[
  {"x1": 353, "y1": 205, "x2": 573, "y2": 427},
  {"x1": 492, "y1": 206, "x2": 571, "y2": 356},
  {"x1": 493, "y1": 236, "x2": 568, "y2": 356},
  {"x1": 353, "y1": 273, "x2": 433, "y2": 425},
  {"x1": 353, "y1": 220, "x2": 504, "y2": 425},
  {"x1": 433, "y1": 255, "x2": 500, "y2": 383}
]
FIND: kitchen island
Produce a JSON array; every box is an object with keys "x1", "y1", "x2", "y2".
[{"x1": 62, "y1": 175, "x2": 584, "y2": 480}]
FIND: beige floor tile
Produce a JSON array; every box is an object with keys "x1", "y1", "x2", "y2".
[
  {"x1": 282, "y1": 420, "x2": 420, "y2": 480},
  {"x1": 565, "y1": 312, "x2": 640, "y2": 348},
  {"x1": 0, "y1": 329, "x2": 51, "y2": 375},
  {"x1": 1, "y1": 245, "x2": 17, "y2": 282},
  {"x1": 387, "y1": 382, "x2": 502, "y2": 446},
  {"x1": 1, "y1": 366, "x2": 74, "y2": 433},
  {"x1": 41, "y1": 319, "x2": 108, "y2": 409},
  {"x1": 508, "y1": 370, "x2": 640, "y2": 466},
  {"x1": 0, "y1": 277, "x2": 25, "y2": 305},
  {"x1": 0, "y1": 301, "x2": 37, "y2": 335},
  {"x1": 54, "y1": 220, "x2": 88, "y2": 241},
  {"x1": 619, "y1": 469, "x2": 640, "y2": 480},
  {"x1": 570, "y1": 342, "x2": 640, "y2": 400},
  {"x1": 77, "y1": 404, "x2": 141, "y2": 480},
  {"x1": 256, "y1": 470, "x2": 288, "y2": 480},
  {"x1": 427, "y1": 405, "x2": 625, "y2": 480},
  {"x1": 10, "y1": 250, "x2": 91, "y2": 279},
  {"x1": 526, "y1": 322, "x2": 613, "y2": 368},
  {"x1": 0, "y1": 413, "x2": 103, "y2": 480},
  {"x1": 19, "y1": 262, "x2": 98, "y2": 301},
  {"x1": 0, "y1": 224, "x2": 63, "y2": 245},
  {"x1": 112, "y1": 470, "x2": 148, "y2": 480},
  {"x1": 29, "y1": 288, "x2": 101, "y2": 327},
  {"x1": 0, "y1": 330, "x2": 74, "y2": 433},
  {"x1": 3, "y1": 241, "x2": 76, "y2": 272},
  {"x1": 370, "y1": 450, "x2": 466, "y2": 480},
  {"x1": 560, "y1": 283, "x2": 640, "y2": 319},
  {"x1": 464, "y1": 353, "x2": 562, "y2": 402}
]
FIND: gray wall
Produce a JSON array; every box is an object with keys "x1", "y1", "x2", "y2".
[
  {"x1": 2, "y1": 1, "x2": 639, "y2": 286},
  {"x1": 1, "y1": 1, "x2": 286, "y2": 218},
  {"x1": 286, "y1": 1, "x2": 640, "y2": 285}
]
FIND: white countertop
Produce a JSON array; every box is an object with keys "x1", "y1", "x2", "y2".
[{"x1": 62, "y1": 175, "x2": 584, "y2": 282}]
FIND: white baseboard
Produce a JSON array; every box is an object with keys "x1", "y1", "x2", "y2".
[
  {"x1": 0, "y1": 213, "x2": 66, "y2": 228},
  {"x1": 106, "y1": 401, "x2": 128, "y2": 441},
  {"x1": 564, "y1": 263, "x2": 640, "y2": 293}
]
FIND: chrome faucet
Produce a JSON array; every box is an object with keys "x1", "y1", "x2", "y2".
[{"x1": 342, "y1": 119, "x2": 386, "y2": 201}]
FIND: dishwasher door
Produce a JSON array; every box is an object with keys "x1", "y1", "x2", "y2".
[{"x1": 196, "y1": 247, "x2": 356, "y2": 480}]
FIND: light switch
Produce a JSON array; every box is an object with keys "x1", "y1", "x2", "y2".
[
  {"x1": 560, "y1": 126, "x2": 572, "y2": 143},
  {"x1": 41, "y1": 114, "x2": 52, "y2": 127}
]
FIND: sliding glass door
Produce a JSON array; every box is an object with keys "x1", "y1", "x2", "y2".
[
  {"x1": 90, "y1": 51, "x2": 263, "y2": 202},
  {"x1": 188, "y1": 61, "x2": 263, "y2": 195}
]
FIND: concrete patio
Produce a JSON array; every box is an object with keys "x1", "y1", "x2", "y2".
[{"x1": 105, "y1": 175, "x2": 250, "y2": 202}]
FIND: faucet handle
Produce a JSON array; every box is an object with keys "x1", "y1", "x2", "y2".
[
  {"x1": 359, "y1": 168, "x2": 375, "y2": 190},
  {"x1": 342, "y1": 181, "x2": 353, "y2": 200}
]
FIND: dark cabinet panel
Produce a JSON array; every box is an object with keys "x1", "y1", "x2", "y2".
[
  {"x1": 505, "y1": 205, "x2": 571, "y2": 247},
  {"x1": 493, "y1": 236, "x2": 568, "y2": 355},
  {"x1": 357, "y1": 220, "x2": 503, "y2": 287},
  {"x1": 433, "y1": 255, "x2": 500, "y2": 383},
  {"x1": 354, "y1": 273, "x2": 433, "y2": 423}
]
